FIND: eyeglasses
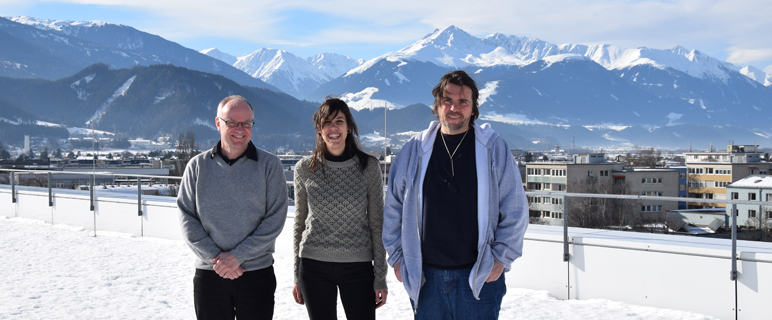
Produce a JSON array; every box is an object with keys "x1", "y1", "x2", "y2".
[{"x1": 218, "y1": 117, "x2": 255, "y2": 128}]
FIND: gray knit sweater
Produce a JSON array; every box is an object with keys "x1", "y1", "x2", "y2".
[
  {"x1": 177, "y1": 146, "x2": 288, "y2": 271},
  {"x1": 293, "y1": 155, "x2": 387, "y2": 290}
]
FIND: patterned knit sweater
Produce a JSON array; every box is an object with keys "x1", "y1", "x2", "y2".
[{"x1": 293, "y1": 155, "x2": 387, "y2": 290}]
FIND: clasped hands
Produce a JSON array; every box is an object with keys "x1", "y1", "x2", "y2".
[{"x1": 211, "y1": 252, "x2": 244, "y2": 280}]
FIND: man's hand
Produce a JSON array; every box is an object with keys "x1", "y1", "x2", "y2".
[
  {"x1": 485, "y1": 261, "x2": 504, "y2": 283},
  {"x1": 374, "y1": 289, "x2": 388, "y2": 309},
  {"x1": 393, "y1": 261, "x2": 402, "y2": 282},
  {"x1": 211, "y1": 252, "x2": 243, "y2": 280},
  {"x1": 292, "y1": 284, "x2": 304, "y2": 305}
]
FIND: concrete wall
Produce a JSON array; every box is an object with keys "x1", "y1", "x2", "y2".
[
  {"x1": 2, "y1": 184, "x2": 771, "y2": 320},
  {"x1": 0, "y1": 185, "x2": 181, "y2": 240}
]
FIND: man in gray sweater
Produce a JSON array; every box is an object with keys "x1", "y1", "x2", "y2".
[{"x1": 177, "y1": 95, "x2": 288, "y2": 320}]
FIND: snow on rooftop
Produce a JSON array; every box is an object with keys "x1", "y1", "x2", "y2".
[
  {"x1": 0, "y1": 216, "x2": 717, "y2": 319},
  {"x1": 728, "y1": 175, "x2": 772, "y2": 188}
]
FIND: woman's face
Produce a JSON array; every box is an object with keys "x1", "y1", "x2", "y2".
[{"x1": 319, "y1": 110, "x2": 348, "y2": 156}]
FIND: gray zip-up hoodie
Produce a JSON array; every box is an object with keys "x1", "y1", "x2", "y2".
[{"x1": 382, "y1": 121, "x2": 529, "y2": 308}]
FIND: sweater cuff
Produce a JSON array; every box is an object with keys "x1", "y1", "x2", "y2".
[{"x1": 373, "y1": 278, "x2": 388, "y2": 291}]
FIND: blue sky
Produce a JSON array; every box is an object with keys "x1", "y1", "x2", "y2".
[{"x1": 2, "y1": 0, "x2": 771, "y2": 73}]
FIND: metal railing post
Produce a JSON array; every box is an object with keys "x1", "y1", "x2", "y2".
[
  {"x1": 11, "y1": 171, "x2": 16, "y2": 203},
  {"x1": 563, "y1": 195, "x2": 570, "y2": 300},
  {"x1": 48, "y1": 172, "x2": 53, "y2": 206},
  {"x1": 563, "y1": 196, "x2": 569, "y2": 262},
  {"x1": 137, "y1": 176, "x2": 143, "y2": 216},
  {"x1": 731, "y1": 203, "x2": 737, "y2": 281},
  {"x1": 91, "y1": 173, "x2": 96, "y2": 237},
  {"x1": 89, "y1": 174, "x2": 95, "y2": 211}
]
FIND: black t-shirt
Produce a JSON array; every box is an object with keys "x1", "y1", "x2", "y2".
[{"x1": 421, "y1": 128, "x2": 478, "y2": 269}]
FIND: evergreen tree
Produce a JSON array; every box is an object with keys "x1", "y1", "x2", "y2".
[
  {"x1": 54, "y1": 148, "x2": 62, "y2": 158},
  {"x1": 28, "y1": 148, "x2": 34, "y2": 159},
  {"x1": 0, "y1": 149, "x2": 10, "y2": 160},
  {"x1": 40, "y1": 147, "x2": 49, "y2": 162}
]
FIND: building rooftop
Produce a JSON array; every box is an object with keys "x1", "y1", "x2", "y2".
[{"x1": 728, "y1": 175, "x2": 772, "y2": 188}]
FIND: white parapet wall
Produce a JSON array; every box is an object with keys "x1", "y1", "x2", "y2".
[{"x1": 1, "y1": 185, "x2": 771, "y2": 319}]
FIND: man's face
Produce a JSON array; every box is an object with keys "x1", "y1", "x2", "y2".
[
  {"x1": 215, "y1": 100, "x2": 254, "y2": 159},
  {"x1": 437, "y1": 83, "x2": 473, "y2": 135}
]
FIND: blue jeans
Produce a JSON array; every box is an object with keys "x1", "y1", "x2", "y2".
[{"x1": 411, "y1": 265, "x2": 506, "y2": 320}]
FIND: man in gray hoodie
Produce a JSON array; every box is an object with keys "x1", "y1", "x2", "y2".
[
  {"x1": 383, "y1": 71, "x2": 529, "y2": 319},
  {"x1": 177, "y1": 95, "x2": 288, "y2": 319}
]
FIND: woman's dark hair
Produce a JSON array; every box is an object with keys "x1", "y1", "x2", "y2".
[
  {"x1": 431, "y1": 70, "x2": 480, "y2": 126},
  {"x1": 310, "y1": 97, "x2": 372, "y2": 173}
]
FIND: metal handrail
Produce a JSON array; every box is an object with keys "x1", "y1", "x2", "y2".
[{"x1": 524, "y1": 189, "x2": 769, "y2": 314}]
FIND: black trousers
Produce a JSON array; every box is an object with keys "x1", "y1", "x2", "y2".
[
  {"x1": 298, "y1": 258, "x2": 376, "y2": 320},
  {"x1": 193, "y1": 266, "x2": 276, "y2": 320}
]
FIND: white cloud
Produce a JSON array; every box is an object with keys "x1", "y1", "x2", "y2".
[{"x1": 726, "y1": 47, "x2": 772, "y2": 64}]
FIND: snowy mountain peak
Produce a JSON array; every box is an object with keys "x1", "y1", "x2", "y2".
[
  {"x1": 306, "y1": 53, "x2": 361, "y2": 79},
  {"x1": 7, "y1": 16, "x2": 110, "y2": 32},
  {"x1": 232, "y1": 48, "x2": 330, "y2": 98},
  {"x1": 739, "y1": 65, "x2": 771, "y2": 86},
  {"x1": 200, "y1": 48, "x2": 237, "y2": 65}
]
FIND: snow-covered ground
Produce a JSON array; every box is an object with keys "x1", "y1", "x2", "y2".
[{"x1": 0, "y1": 215, "x2": 716, "y2": 320}]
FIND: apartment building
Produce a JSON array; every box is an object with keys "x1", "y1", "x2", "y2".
[
  {"x1": 724, "y1": 175, "x2": 772, "y2": 227},
  {"x1": 685, "y1": 144, "x2": 771, "y2": 208},
  {"x1": 526, "y1": 153, "x2": 682, "y2": 225}
]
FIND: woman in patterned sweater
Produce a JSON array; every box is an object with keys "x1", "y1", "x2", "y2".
[{"x1": 292, "y1": 97, "x2": 388, "y2": 319}]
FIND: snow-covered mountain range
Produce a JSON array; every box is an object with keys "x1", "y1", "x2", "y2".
[
  {"x1": 0, "y1": 16, "x2": 278, "y2": 91},
  {"x1": 202, "y1": 48, "x2": 360, "y2": 98},
  {"x1": 2, "y1": 16, "x2": 771, "y2": 150}
]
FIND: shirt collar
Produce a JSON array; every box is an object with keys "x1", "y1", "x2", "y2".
[{"x1": 210, "y1": 140, "x2": 259, "y2": 162}]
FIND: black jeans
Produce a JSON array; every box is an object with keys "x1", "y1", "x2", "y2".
[
  {"x1": 193, "y1": 266, "x2": 276, "y2": 320},
  {"x1": 298, "y1": 258, "x2": 376, "y2": 320}
]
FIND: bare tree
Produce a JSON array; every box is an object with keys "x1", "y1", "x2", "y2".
[
  {"x1": 172, "y1": 131, "x2": 199, "y2": 177},
  {"x1": 744, "y1": 211, "x2": 772, "y2": 242},
  {"x1": 567, "y1": 176, "x2": 639, "y2": 229},
  {"x1": 623, "y1": 146, "x2": 661, "y2": 168}
]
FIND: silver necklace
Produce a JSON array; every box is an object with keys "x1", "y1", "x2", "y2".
[{"x1": 440, "y1": 128, "x2": 469, "y2": 178}]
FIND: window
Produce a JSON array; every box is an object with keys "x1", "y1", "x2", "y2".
[
  {"x1": 543, "y1": 197, "x2": 551, "y2": 204},
  {"x1": 600, "y1": 170, "x2": 609, "y2": 177},
  {"x1": 642, "y1": 205, "x2": 662, "y2": 212},
  {"x1": 679, "y1": 172, "x2": 687, "y2": 179},
  {"x1": 588, "y1": 171, "x2": 594, "y2": 177},
  {"x1": 749, "y1": 193, "x2": 757, "y2": 201},
  {"x1": 749, "y1": 210, "x2": 757, "y2": 218},
  {"x1": 704, "y1": 193, "x2": 713, "y2": 199},
  {"x1": 706, "y1": 168, "x2": 714, "y2": 174},
  {"x1": 766, "y1": 210, "x2": 772, "y2": 219},
  {"x1": 715, "y1": 181, "x2": 729, "y2": 188},
  {"x1": 551, "y1": 198, "x2": 563, "y2": 205},
  {"x1": 543, "y1": 183, "x2": 551, "y2": 190},
  {"x1": 554, "y1": 184, "x2": 565, "y2": 191},
  {"x1": 544, "y1": 170, "x2": 551, "y2": 176},
  {"x1": 679, "y1": 184, "x2": 686, "y2": 191},
  {"x1": 731, "y1": 192, "x2": 739, "y2": 200}
]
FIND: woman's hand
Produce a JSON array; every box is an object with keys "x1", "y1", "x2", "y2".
[
  {"x1": 375, "y1": 289, "x2": 388, "y2": 309},
  {"x1": 292, "y1": 283, "x2": 304, "y2": 305}
]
